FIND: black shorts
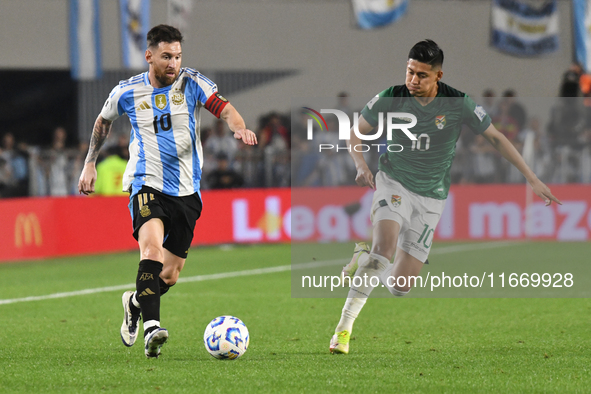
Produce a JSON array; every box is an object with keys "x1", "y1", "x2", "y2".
[{"x1": 129, "y1": 186, "x2": 203, "y2": 259}]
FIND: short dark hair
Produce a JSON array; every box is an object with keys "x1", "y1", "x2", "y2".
[
  {"x1": 147, "y1": 24, "x2": 183, "y2": 48},
  {"x1": 408, "y1": 40, "x2": 444, "y2": 68}
]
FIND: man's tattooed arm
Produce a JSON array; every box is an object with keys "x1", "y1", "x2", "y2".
[{"x1": 85, "y1": 115, "x2": 113, "y2": 164}]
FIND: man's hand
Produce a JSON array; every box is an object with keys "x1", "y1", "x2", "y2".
[
  {"x1": 78, "y1": 163, "x2": 97, "y2": 195},
  {"x1": 233, "y1": 128, "x2": 258, "y2": 146},
  {"x1": 530, "y1": 178, "x2": 561, "y2": 206},
  {"x1": 355, "y1": 164, "x2": 375, "y2": 189}
]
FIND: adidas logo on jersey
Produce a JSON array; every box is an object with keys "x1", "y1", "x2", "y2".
[{"x1": 135, "y1": 101, "x2": 151, "y2": 111}]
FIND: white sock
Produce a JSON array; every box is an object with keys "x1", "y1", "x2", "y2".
[
  {"x1": 335, "y1": 253, "x2": 389, "y2": 333},
  {"x1": 380, "y1": 264, "x2": 412, "y2": 297},
  {"x1": 131, "y1": 291, "x2": 140, "y2": 308},
  {"x1": 144, "y1": 320, "x2": 160, "y2": 333},
  {"x1": 336, "y1": 297, "x2": 367, "y2": 333},
  {"x1": 379, "y1": 262, "x2": 395, "y2": 287}
]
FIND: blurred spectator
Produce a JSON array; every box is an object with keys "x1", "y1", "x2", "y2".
[
  {"x1": 481, "y1": 89, "x2": 498, "y2": 119},
  {"x1": 560, "y1": 63, "x2": 582, "y2": 97},
  {"x1": 450, "y1": 130, "x2": 472, "y2": 184},
  {"x1": 47, "y1": 126, "x2": 69, "y2": 196},
  {"x1": 492, "y1": 100, "x2": 520, "y2": 145},
  {"x1": 547, "y1": 97, "x2": 583, "y2": 149},
  {"x1": 317, "y1": 118, "x2": 347, "y2": 186},
  {"x1": 518, "y1": 117, "x2": 552, "y2": 182},
  {"x1": 337, "y1": 91, "x2": 353, "y2": 117},
  {"x1": 206, "y1": 153, "x2": 244, "y2": 189},
  {"x1": 580, "y1": 128, "x2": 591, "y2": 183},
  {"x1": 0, "y1": 133, "x2": 29, "y2": 197},
  {"x1": 292, "y1": 131, "x2": 321, "y2": 186},
  {"x1": 0, "y1": 156, "x2": 11, "y2": 197},
  {"x1": 470, "y1": 134, "x2": 500, "y2": 183},
  {"x1": 258, "y1": 112, "x2": 289, "y2": 151},
  {"x1": 502, "y1": 89, "x2": 527, "y2": 131},
  {"x1": 94, "y1": 145, "x2": 128, "y2": 196},
  {"x1": 203, "y1": 119, "x2": 238, "y2": 163}
]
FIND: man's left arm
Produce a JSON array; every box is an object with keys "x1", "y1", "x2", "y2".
[
  {"x1": 482, "y1": 124, "x2": 561, "y2": 206},
  {"x1": 220, "y1": 104, "x2": 257, "y2": 146}
]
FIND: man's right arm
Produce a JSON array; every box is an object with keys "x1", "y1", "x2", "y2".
[
  {"x1": 78, "y1": 115, "x2": 113, "y2": 195},
  {"x1": 347, "y1": 115, "x2": 376, "y2": 189}
]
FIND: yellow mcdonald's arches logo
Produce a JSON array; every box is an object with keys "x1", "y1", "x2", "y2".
[{"x1": 14, "y1": 213, "x2": 42, "y2": 248}]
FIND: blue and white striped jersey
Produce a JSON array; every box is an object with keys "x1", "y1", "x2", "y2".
[{"x1": 100, "y1": 68, "x2": 229, "y2": 197}]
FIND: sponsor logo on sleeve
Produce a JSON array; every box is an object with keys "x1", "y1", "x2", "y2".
[
  {"x1": 474, "y1": 105, "x2": 486, "y2": 122},
  {"x1": 367, "y1": 94, "x2": 379, "y2": 110}
]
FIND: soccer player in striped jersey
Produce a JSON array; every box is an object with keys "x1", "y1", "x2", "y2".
[
  {"x1": 78, "y1": 24, "x2": 257, "y2": 358},
  {"x1": 329, "y1": 40, "x2": 560, "y2": 354}
]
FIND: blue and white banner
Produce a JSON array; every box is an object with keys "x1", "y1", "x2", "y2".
[
  {"x1": 573, "y1": 0, "x2": 591, "y2": 72},
  {"x1": 491, "y1": 0, "x2": 559, "y2": 56},
  {"x1": 69, "y1": 0, "x2": 102, "y2": 80},
  {"x1": 168, "y1": 0, "x2": 192, "y2": 32},
  {"x1": 352, "y1": 0, "x2": 409, "y2": 30},
  {"x1": 120, "y1": 0, "x2": 151, "y2": 69}
]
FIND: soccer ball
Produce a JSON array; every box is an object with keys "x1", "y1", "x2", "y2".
[{"x1": 203, "y1": 316, "x2": 249, "y2": 359}]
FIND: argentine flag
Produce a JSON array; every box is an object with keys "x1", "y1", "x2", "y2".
[
  {"x1": 491, "y1": 0, "x2": 559, "y2": 56},
  {"x1": 352, "y1": 0, "x2": 409, "y2": 30},
  {"x1": 69, "y1": 0, "x2": 102, "y2": 80},
  {"x1": 120, "y1": 0, "x2": 151, "y2": 69},
  {"x1": 573, "y1": 0, "x2": 591, "y2": 72}
]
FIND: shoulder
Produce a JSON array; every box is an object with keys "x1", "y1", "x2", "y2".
[
  {"x1": 118, "y1": 72, "x2": 147, "y2": 89},
  {"x1": 378, "y1": 85, "x2": 409, "y2": 98},
  {"x1": 181, "y1": 68, "x2": 217, "y2": 89},
  {"x1": 437, "y1": 82, "x2": 466, "y2": 98},
  {"x1": 109, "y1": 72, "x2": 147, "y2": 100}
]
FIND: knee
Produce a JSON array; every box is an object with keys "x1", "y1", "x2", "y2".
[
  {"x1": 160, "y1": 267, "x2": 180, "y2": 285},
  {"x1": 370, "y1": 243, "x2": 395, "y2": 262},
  {"x1": 160, "y1": 271, "x2": 178, "y2": 286},
  {"x1": 141, "y1": 244, "x2": 164, "y2": 262}
]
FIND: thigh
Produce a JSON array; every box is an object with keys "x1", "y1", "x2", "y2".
[
  {"x1": 370, "y1": 171, "x2": 412, "y2": 229},
  {"x1": 397, "y1": 196, "x2": 446, "y2": 263},
  {"x1": 370, "y1": 219, "x2": 401, "y2": 262},
  {"x1": 162, "y1": 192, "x2": 203, "y2": 259},
  {"x1": 129, "y1": 187, "x2": 171, "y2": 242},
  {"x1": 137, "y1": 218, "x2": 165, "y2": 261}
]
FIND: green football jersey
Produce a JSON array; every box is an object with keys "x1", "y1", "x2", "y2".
[{"x1": 360, "y1": 82, "x2": 491, "y2": 199}]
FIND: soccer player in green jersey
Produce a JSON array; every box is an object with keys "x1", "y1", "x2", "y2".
[{"x1": 329, "y1": 40, "x2": 561, "y2": 354}]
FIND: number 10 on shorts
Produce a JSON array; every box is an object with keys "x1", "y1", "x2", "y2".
[{"x1": 417, "y1": 224, "x2": 434, "y2": 249}]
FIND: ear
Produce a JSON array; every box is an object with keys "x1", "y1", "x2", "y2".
[
  {"x1": 436, "y1": 70, "x2": 443, "y2": 81},
  {"x1": 145, "y1": 49, "x2": 152, "y2": 64}
]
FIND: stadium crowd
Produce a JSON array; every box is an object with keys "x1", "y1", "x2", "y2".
[{"x1": 1, "y1": 66, "x2": 591, "y2": 198}]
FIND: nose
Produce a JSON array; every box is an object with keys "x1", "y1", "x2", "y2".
[{"x1": 411, "y1": 74, "x2": 420, "y2": 85}]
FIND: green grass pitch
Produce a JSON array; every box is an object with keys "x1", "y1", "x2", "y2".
[{"x1": 0, "y1": 242, "x2": 590, "y2": 393}]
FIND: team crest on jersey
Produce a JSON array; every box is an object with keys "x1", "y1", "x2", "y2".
[
  {"x1": 155, "y1": 94, "x2": 168, "y2": 110},
  {"x1": 435, "y1": 115, "x2": 446, "y2": 130},
  {"x1": 171, "y1": 92, "x2": 185, "y2": 106},
  {"x1": 140, "y1": 205, "x2": 151, "y2": 218},
  {"x1": 391, "y1": 195, "x2": 401, "y2": 208}
]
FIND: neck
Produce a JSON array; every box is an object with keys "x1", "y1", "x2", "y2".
[
  {"x1": 147, "y1": 68, "x2": 163, "y2": 89},
  {"x1": 413, "y1": 83, "x2": 439, "y2": 106}
]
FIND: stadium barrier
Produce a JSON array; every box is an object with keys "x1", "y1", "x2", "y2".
[{"x1": 1, "y1": 185, "x2": 590, "y2": 262}]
